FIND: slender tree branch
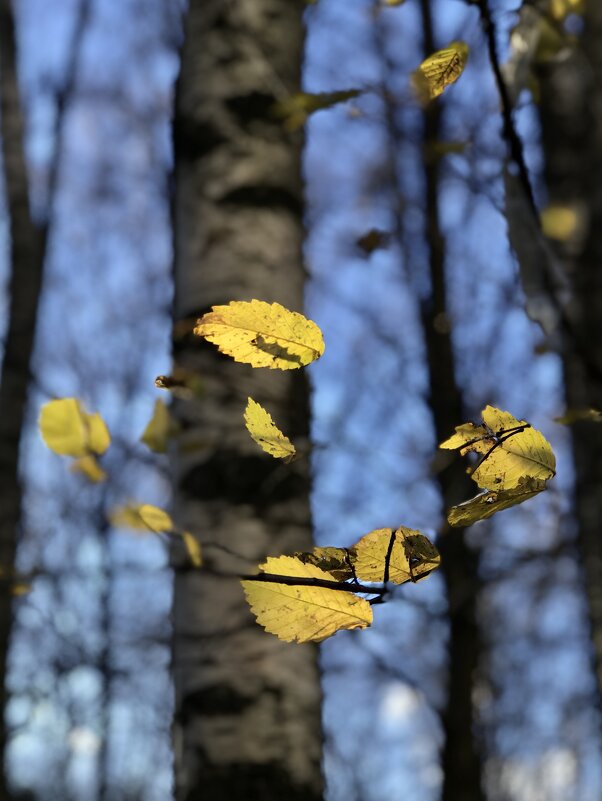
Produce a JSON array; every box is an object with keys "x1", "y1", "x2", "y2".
[{"x1": 241, "y1": 573, "x2": 386, "y2": 597}]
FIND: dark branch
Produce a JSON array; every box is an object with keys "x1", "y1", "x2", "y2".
[{"x1": 241, "y1": 572, "x2": 386, "y2": 596}]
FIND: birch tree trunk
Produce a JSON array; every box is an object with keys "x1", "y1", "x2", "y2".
[{"x1": 170, "y1": 2, "x2": 324, "y2": 799}]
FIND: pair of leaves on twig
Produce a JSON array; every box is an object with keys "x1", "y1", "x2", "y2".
[
  {"x1": 242, "y1": 527, "x2": 440, "y2": 643},
  {"x1": 440, "y1": 405, "x2": 556, "y2": 526}
]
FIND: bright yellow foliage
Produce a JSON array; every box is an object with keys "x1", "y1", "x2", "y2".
[
  {"x1": 555, "y1": 408, "x2": 602, "y2": 425},
  {"x1": 412, "y1": 42, "x2": 469, "y2": 102},
  {"x1": 182, "y1": 531, "x2": 203, "y2": 567},
  {"x1": 244, "y1": 397, "x2": 296, "y2": 461},
  {"x1": 441, "y1": 405, "x2": 555, "y2": 491},
  {"x1": 242, "y1": 556, "x2": 373, "y2": 643},
  {"x1": 39, "y1": 398, "x2": 110, "y2": 458},
  {"x1": 194, "y1": 300, "x2": 325, "y2": 370},
  {"x1": 447, "y1": 477, "x2": 547, "y2": 527},
  {"x1": 351, "y1": 527, "x2": 440, "y2": 584},
  {"x1": 110, "y1": 503, "x2": 173, "y2": 533},
  {"x1": 141, "y1": 399, "x2": 174, "y2": 453},
  {"x1": 70, "y1": 455, "x2": 107, "y2": 483}
]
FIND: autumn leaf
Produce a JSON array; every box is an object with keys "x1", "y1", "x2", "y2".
[
  {"x1": 110, "y1": 503, "x2": 173, "y2": 534},
  {"x1": 39, "y1": 398, "x2": 110, "y2": 458},
  {"x1": 244, "y1": 397, "x2": 296, "y2": 461},
  {"x1": 140, "y1": 399, "x2": 178, "y2": 453},
  {"x1": 273, "y1": 90, "x2": 362, "y2": 132},
  {"x1": 195, "y1": 300, "x2": 324, "y2": 370},
  {"x1": 447, "y1": 477, "x2": 547, "y2": 527},
  {"x1": 440, "y1": 405, "x2": 556, "y2": 491},
  {"x1": 412, "y1": 42, "x2": 469, "y2": 102},
  {"x1": 554, "y1": 408, "x2": 602, "y2": 425},
  {"x1": 181, "y1": 531, "x2": 203, "y2": 567},
  {"x1": 241, "y1": 556, "x2": 373, "y2": 643},
  {"x1": 70, "y1": 455, "x2": 107, "y2": 483},
  {"x1": 351, "y1": 527, "x2": 440, "y2": 584}
]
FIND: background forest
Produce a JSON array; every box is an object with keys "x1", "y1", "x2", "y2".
[{"x1": 1, "y1": 0, "x2": 601, "y2": 800}]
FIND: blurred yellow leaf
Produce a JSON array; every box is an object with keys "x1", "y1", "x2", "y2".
[
  {"x1": 351, "y1": 527, "x2": 440, "y2": 584},
  {"x1": 39, "y1": 398, "x2": 110, "y2": 458},
  {"x1": 440, "y1": 405, "x2": 556, "y2": 491},
  {"x1": 141, "y1": 399, "x2": 175, "y2": 453},
  {"x1": 412, "y1": 42, "x2": 469, "y2": 102},
  {"x1": 70, "y1": 455, "x2": 107, "y2": 483},
  {"x1": 182, "y1": 531, "x2": 203, "y2": 567},
  {"x1": 554, "y1": 408, "x2": 602, "y2": 424},
  {"x1": 244, "y1": 397, "x2": 296, "y2": 461},
  {"x1": 195, "y1": 300, "x2": 324, "y2": 370},
  {"x1": 273, "y1": 90, "x2": 361, "y2": 132},
  {"x1": 241, "y1": 555, "x2": 373, "y2": 643},
  {"x1": 541, "y1": 204, "x2": 580, "y2": 241},
  {"x1": 110, "y1": 503, "x2": 173, "y2": 534},
  {"x1": 549, "y1": 0, "x2": 585, "y2": 19},
  {"x1": 447, "y1": 477, "x2": 547, "y2": 527}
]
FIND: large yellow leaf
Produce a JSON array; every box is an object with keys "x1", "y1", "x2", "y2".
[
  {"x1": 350, "y1": 527, "x2": 440, "y2": 584},
  {"x1": 244, "y1": 397, "x2": 296, "y2": 461},
  {"x1": 441, "y1": 406, "x2": 555, "y2": 491},
  {"x1": 447, "y1": 477, "x2": 547, "y2": 527},
  {"x1": 194, "y1": 300, "x2": 325, "y2": 370},
  {"x1": 39, "y1": 398, "x2": 110, "y2": 457},
  {"x1": 412, "y1": 42, "x2": 469, "y2": 102},
  {"x1": 241, "y1": 555, "x2": 373, "y2": 643}
]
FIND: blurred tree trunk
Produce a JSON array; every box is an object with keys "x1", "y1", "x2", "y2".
[
  {"x1": 0, "y1": 1, "x2": 46, "y2": 796},
  {"x1": 418, "y1": 3, "x2": 485, "y2": 799},
  {"x1": 170, "y1": 2, "x2": 324, "y2": 800},
  {"x1": 536, "y1": 1, "x2": 602, "y2": 720}
]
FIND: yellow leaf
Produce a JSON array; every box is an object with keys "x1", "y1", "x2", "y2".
[
  {"x1": 182, "y1": 531, "x2": 203, "y2": 567},
  {"x1": 540, "y1": 204, "x2": 580, "y2": 241},
  {"x1": 351, "y1": 527, "x2": 440, "y2": 584},
  {"x1": 141, "y1": 399, "x2": 175, "y2": 453},
  {"x1": 39, "y1": 398, "x2": 110, "y2": 457},
  {"x1": 70, "y1": 455, "x2": 107, "y2": 483},
  {"x1": 549, "y1": 0, "x2": 585, "y2": 19},
  {"x1": 447, "y1": 477, "x2": 547, "y2": 527},
  {"x1": 554, "y1": 408, "x2": 602, "y2": 425},
  {"x1": 242, "y1": 555, "x2": 373, "y2": 643},
  {"x1": 412, "y1": 42, "x2": 469, "y2": 102},
  {"x1": 244, "y1": 397, "x2": 296, "y2": 461},
  {"x1": 294, "y1": 547, "x2": 354, "y2": 581},
  {"x1": 440, "y1": 405, "x2": 556, "y2": 490},
  {"x1": 273, "y1": 90, "x2": 361, "y2": 132},
  {"x1": 110, "y1": 503, "x2": 173, "y2": 534},
  {"x1": 195, "y1": 300, "x2": 325, "y2": 370}
]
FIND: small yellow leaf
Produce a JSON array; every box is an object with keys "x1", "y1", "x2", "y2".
[
  {"x1": 12, "y1": 583, "x2": 31, "y2": 597},
  {"x1": 554, "y1": 408, "x2": 602, "y2": 425},
  {"x1": 351, "y1": 527, "x2": 440, "y2": 584},
  {"x1": 273, "y1": 90, "x2": 361, "y2": 132},
  {"x1": 412, "y1": 42, "x2": 469, "y2": 102},
  {"x1": 182, "y1": 531, "x2": 203, "y2": 567},
  {"x1": 141, "y1": 399, "x2": 174, "y2": 453},
  {"x1": 447, "y1": 477, "x2": 547, "y2": 527},
  {"x1": 39, "y1": 398, "x2": 110, "y2": 457},
  {"x1": 242, "y1": 555, "x2": 373, "y2": 643},
  {"x1": 440, "y1": 405, "x2": 556, "y2": 491},
  {"x1": 110, "y1": 503, "x2": 173, "y2": 534},
  {"x1": 195, "y1": 300, "x2": 324, "y2": 370},
  {"x1": 244, "y1": 397, "x2": 296, "y2": 461},
  {"x1": 70, "y1": 455, "x2": 107, "y2": 483}
]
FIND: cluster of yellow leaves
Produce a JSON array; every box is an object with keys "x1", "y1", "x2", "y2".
[
  {"x1": 272, "y1": 90, "x2": 362, "y2": 132},
  {"x1": 242, "y1": 527, "x2": 440, "y2": 643},
  {"x1": 110, "y1": 503, "x2": 202, "y2": 568},
  {"x1": 412, "y1": 42, "x2": 469, "y2": 102},
  {"x1": 39, "y1": 398, "x2": 111, "y2": 483},
  {"x1": 440, "y1": 405, "x2": 556, "y2": 526}
]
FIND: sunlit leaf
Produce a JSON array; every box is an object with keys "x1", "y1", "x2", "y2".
[
  {"x1": 555, "y1": 408, "x2": 602, "y2": 424},
  {"x1": 294, "y1": 547, "x2": 354, "y2": 581},
  {"x1": 447, "y1": 476, "x2": 547, "y2": 527},
  {"x1": 181, "y1": 531, "x2": 203, "y2": 567},
  {"x1": 440, "y1": 405, "x2": 556, "y2": 491},
  {"x1": 140, "y1": 399, "x2": 175, "y2": 454},
  {"x1": 39, "y1": 398, "x2": 110, "y2": 458},
  {"x1": 70, "y1": 455, "x2": 107, "y2": 483},
  {"x1": 351, "y1": 527, "x2": 440, "y2": 584},
  {"x1": 110, "y1": 503, "x2": 173, "y2": 534},
  {"x1": 242, "y1": 555, "x2": 373, "y2": 643},
  {"x1": 195, "y1": 300, "x2": 324, "y2": 370},
  {"x1": 412, "y1": 42, "x2": 469, "y2": 102},
  {"x1": 273, "y1": 90, "x2": 361, "y2": 132},
  {"x1": 244, "y1": 397, "x2": 296, "y2": 461}
]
